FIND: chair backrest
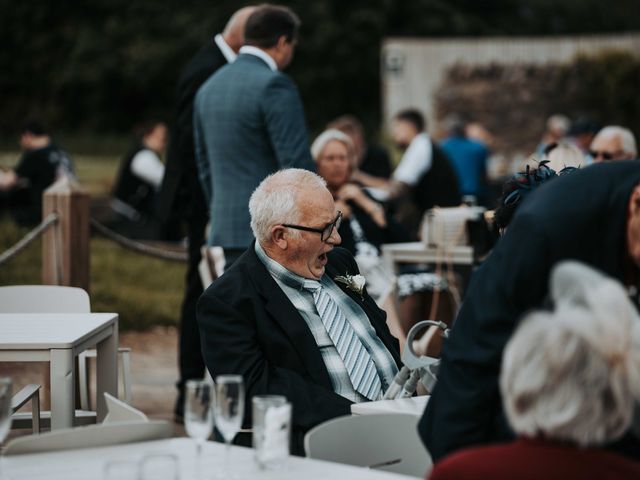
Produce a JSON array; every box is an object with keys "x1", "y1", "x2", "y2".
[
  {"x1": 0, "y1": 285, "x2": 90, "y2": 313},
  {"x1": 304, "y1": 413, "x2": 432, "y2": 478},
  {"x1": 103, "y1": 393, "x2": 147, "y2": 424},
  {"x1": 4, "y1": 420, "x2": 171, "y2": 456}
]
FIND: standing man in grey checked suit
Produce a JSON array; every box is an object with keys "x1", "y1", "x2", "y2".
[{"x1": 194, "y1": 4, "x2": 315, "y2": 266}]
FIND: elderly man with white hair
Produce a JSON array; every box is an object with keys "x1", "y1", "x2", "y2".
[
  {"x1": 589, "y1": 125, "x2": 637, "y2": 162},
  {"x1": 197, "y1": 168, "x2": 401, "y2": 455},
  {"x1": 429, "y1": 261, "x2": 640, "y2": 479}
]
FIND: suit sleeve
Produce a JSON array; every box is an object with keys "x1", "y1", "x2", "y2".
[
  {"x1": 419, "y1": 217, "x2": 551, "y2": 461},
  {"x1": 196, "y1": 290, "x2": 352, "y2": 433},
  {"x1": 261, "y1": 74, "x2": 315, "y2": 171},
  {"x1": 192, "y1": 95, "x2": 212, "y2": 203}
]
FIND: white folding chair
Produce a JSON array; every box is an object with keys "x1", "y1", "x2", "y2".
[
  {"x1": 103, "y1": 392, "x2": 147, "y2": 424},
  {"x1": 198, "y1": 245, "x2": 226, "y2": 289},
  {"x1": 11, "y1": 384, "x2": 41, "y2": 433},
  {"x1": 0, "y1": 285, "x2": 132, "y2": 425},
  {"x1": 304, "y1": 413, "x2": 432, "y2": 478},
  {"x1": 3, "y1": 420, "x2": 172, "y2": 455}
]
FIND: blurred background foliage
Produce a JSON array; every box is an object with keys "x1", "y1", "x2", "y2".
[{"x1": 2, "y1": 0, "x2": 640, "y2": 141}]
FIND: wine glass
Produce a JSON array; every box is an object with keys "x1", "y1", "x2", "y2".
[
  {"x1": 213, "y1": 375, "x2": 244, "y2": 478},
  {"x1": 0, "y1": 378, "x2": 12, "y2": 480},
  {"x1": 184, "y1": 379, "x2": 214, "y2": 480}
]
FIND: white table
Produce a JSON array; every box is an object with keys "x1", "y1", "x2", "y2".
[
  {"x1": 351, "y1": 396, "x2": 429, "y2": 417},
  {"x1": 381, "y1": 242, "x2": 473, "y2": 276},
  {"x1": 3, "y1": 438, "x2": 418, "y2": 479},
  {"x1": 0, "y1": 313, "x2": 118, "y2": 429}
]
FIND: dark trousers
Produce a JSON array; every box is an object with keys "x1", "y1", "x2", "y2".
[{"x1": 175, "y1": 213, "x2": 208, "y2": 414}]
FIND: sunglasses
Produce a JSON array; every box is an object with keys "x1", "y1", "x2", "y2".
[
  {"x1": 283, "y1": 211, "x2": 342, "y2": 242},
  {"x1": 589, "y1": 149, "x2": 619, "y2": 161}
]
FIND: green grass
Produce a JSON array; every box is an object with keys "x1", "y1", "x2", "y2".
[
  {"x1": 0, "y1": 220, "x2": 185, "y2": 331},
  {"x1": 0, "y1": 149, "x2": 186, "y2": 331}
]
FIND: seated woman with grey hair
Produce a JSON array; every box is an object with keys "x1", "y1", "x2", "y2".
[{"x1": 429, "y1": 261, "x2": 640, "y2": 480}]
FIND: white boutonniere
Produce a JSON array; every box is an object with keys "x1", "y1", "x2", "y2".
[{"x1": 334, "y1": 273, "x2": 366, "y2": 298}]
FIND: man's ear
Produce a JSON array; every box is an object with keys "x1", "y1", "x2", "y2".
[
  {"x1": 271, "y1": 225, "x2": 289, "y2": 250},
  {"x1": 276, "y1": 35, "x2": 289, "y2": 50},
  {"x1": 629, "y1": 185, "x2": 640, "y2": 217}
]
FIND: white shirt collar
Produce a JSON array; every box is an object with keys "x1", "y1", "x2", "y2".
[
  {"x1": 239, "y1": 45, "x2": 278, "y2": 71},
  {"x1": 214, "y1": 34, "x2": 237, "y2": 63}
]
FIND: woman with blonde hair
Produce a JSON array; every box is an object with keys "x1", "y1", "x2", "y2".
[{"x1": 429, "y1": 261, "x2": 640, "y2": 479}]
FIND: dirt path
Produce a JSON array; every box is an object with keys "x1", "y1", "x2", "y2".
[{"x1": 1, "y1": 326, "x2": 186, "y2": 436}]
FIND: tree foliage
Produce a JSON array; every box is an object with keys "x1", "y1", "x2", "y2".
[{"x1": 2, "y1": 0, "x2": 639, "y2": 138}]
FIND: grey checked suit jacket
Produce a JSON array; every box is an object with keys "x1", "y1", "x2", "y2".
[{"x1": 194, "y1": 53, "x2": 315, "y2": 249}]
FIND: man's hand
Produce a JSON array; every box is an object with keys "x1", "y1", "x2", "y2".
[{"x1": 0, "y1": 170, "x2": 17, "y2": 190}]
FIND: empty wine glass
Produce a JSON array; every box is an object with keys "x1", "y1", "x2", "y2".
[
  {"x1": 184, "y1": 379, "x2": 214, "y2": 480},
  {"x1": 214, "y1": 375, "x2": 244, "y2": 478},
  {"x1": 0, "y1": 378, "x2": 12, "y2": 479}
]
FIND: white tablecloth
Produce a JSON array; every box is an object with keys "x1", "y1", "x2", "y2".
[
  {"x1": 4, "y1": 437, "x2": 418, "y2": 479},
  {"x1": 351, "y1": 396, "x2": 429, "y2": 416}
]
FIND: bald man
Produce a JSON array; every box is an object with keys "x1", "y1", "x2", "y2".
[{"x1": 158, "y1": 6, "x2": 255, "y2": 423}]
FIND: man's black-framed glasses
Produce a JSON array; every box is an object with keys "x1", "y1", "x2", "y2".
[{"x1": 283, "y1": 211, "x2": 342, "y2": 241}]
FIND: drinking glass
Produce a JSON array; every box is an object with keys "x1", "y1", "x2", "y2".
[
  {"x1": 184, "y1": 379, "x2": 214, "y2": 479},
  {"x1": 252, "y1": 395, "x2": 291, "y2": 469},
  {"x1": 139, "y1": 453, "x2": 180, "y2": 480},
  {"x1": 103, "y1": 459, "x2": 139, "y2": 480},
  {"x1": 213, "y1": 375, "x2": 244, "y2": 478},
  {"x1": 0, "y1": 378, "x2": 12, "y2": 480}
]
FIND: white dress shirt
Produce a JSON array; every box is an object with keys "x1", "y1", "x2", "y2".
[
  {"x1": 238, "y1": 45, "x2": 278, "y2": 71},
  {"x1": 392, "y1": 132, "x2": 433, "y2": 187},
  {"x1": 214, "y1": 34, "x2": 237, "y2": 63},
  {"x1": 131, "y1": 149, "x2": 164, "y2": 188}
]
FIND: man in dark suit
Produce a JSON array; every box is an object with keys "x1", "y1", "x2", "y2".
[
  {"x1": 420, "y1": 161, "x2": 640, "y2": 462},
  {"x1": 194, "y1": 4, "x2": 315, "y2": 266},
  {"x1": 156, "y1": 6, "x2": 255, "y2": 422},
  {"x1": 197, "y1": 169, "x2": 402, "y2": 454}
]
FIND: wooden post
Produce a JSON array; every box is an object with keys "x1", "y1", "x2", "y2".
[{"x1": 42, "y1": 177, "x2": 90, "y2": 292}]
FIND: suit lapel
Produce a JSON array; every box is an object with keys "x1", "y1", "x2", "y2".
[{"x1": 245, "y1": 250, "x2": 334, "y2": 389}]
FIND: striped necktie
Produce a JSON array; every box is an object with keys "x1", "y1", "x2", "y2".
[{"x1": 304, "y1": 280, "x2": 382, "y2": 400}]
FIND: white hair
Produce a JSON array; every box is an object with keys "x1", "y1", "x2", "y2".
[
  {"x1": 546, "y1": 143, "x2": 586, "y2": 171},
  {"x1": 248, "y1": 169, "x2": 327, "y2": 244},
  {"x1": 500, "y1": 261, "x2": 640, "y2": 447},
  {"x1": 547, "y1": 114, "x2": 570, "y2": 135},
  {"x1": 310, "y1": 129, "x2": 356, "y2": 168},
  {"x1": 594, "y1": 126, "x2": 637, "y2": 157}
]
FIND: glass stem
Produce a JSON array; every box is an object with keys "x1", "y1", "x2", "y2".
[
  {"x1": 196, "y1": 439, "x2": 203, "y2": 480},
  {"x1": 224, "y1": 440, "x2": 231, "y2": 473}
]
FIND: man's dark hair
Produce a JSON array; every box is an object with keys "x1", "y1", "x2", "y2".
[
  {"x1": 394, "y1": 109, "x2": 425, "y2": 132},
  {"x1": 244, "y1": 4, "x2": 300, "y2": 48},
  {"x1": 20, "y1": 120, "x2": 48, "y2": 136}
]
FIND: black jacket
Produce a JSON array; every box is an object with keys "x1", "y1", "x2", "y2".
[
  {"x1": 420, "y1": 161, "x2": 640, "y2": 462},
  {"x1": 197, "y1": 245, "x2": 401, "y2": 454},
  {"x1": 157, "y1": 39, "x2": 227, "y2": 221}
]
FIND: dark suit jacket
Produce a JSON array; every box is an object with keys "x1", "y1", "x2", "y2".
[
  {"x1": 194, "y1": 53, "x2": 315, "y2": 249},
  {"x1": 157, "y1": 38, "x2": 227, "y2": 222},
  {"x1": 420, "y1": 161, "x2": 640, "y2": 462},
  {"x1": 197, "y1": 245, "x2": 401, "y2": 454}
]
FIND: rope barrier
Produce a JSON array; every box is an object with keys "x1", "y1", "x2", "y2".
[
  {"x1": 0, "y1": 213, "x2": 59, "y2": 267},
  {"x1": 90, "y1": 218, "x2": 188, "y2": 262}
]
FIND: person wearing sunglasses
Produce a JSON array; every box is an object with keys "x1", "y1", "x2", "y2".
[
  {"x1": 197, "y1": 168, "x2": 402, "y2": 455},
  {"x1": 589, "y1": 125, "x2": 637, "y2": 162}
]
